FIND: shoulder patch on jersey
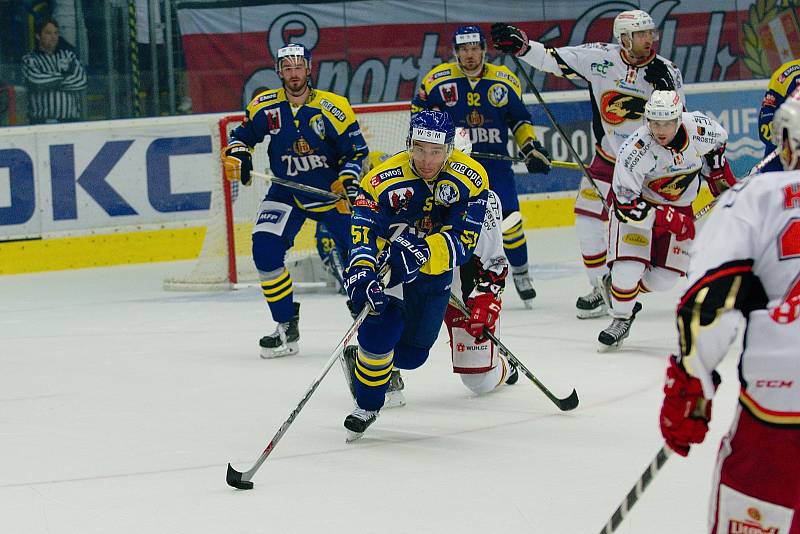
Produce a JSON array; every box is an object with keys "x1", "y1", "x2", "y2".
[
  {"x1": 486, "y1": 64, "x2": 521, "y2": 89},
  {"x1": 435, "y1": 180, "x2": 460, "y2": 206},
  {"x1": 580, "y1": 42, "x2": 610, "y2": 51},
  {"x1": 449, "y1": 160, "x2": 484, "y2": 188},
  {"x1": 255, "y1": 91, "x2": 279, "y2": 104},
  {"x1": 779, "y1": 63, "x2": 800, "y2": 84},
  {"x1": 319, "y1": 98, "x2": 346, "y2": 122},
  {"x1": 371, "y1": 166, "x2": 404, "y2": 187},
  {"x1": 429, "y1": 68, "x2": 452, "y2": 83}
]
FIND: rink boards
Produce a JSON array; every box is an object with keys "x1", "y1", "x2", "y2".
[{"x1": 0, "y1": 80, "x2": 767, "y2": 274}]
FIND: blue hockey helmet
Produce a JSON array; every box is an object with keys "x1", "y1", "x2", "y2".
[
  {"x1": 407, "y1": 110, "x2": 456, "y2": 149},
  {"x1": 452, "y1": 25, "x2": 486, "y2": 50},
  {"x1": 275, "y1": 43, "x2": 312, "y2": 73}
]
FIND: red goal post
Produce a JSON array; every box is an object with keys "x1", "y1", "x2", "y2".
[{"x1": 164, "y1": 102, "x2": 410, "y2": 291}]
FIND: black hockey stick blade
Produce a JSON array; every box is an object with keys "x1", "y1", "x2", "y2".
[
  {"x1": 226, "y1": 463, "x2": 254, "y2": 490},
  {"x1": 555, "y1": 388, "x2": 580, "y2": 411}
]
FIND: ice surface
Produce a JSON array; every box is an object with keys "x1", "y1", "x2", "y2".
[{"x1": 0, "y1": 227, "x2": 741, "y2": 533}]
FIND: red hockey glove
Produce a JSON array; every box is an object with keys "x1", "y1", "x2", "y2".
[
  {"x1": 659, "y1": 355, "x2": 718, "y2": 457},
  {"x1": 465, "y1": 292, "x2": 501, "y2": 340},
  {"x1": 655, "y1": 205, "x2": 695, "y2": 241},
  {"x1": 703, "y1": 146, "x2": 737, "y2": 196}
]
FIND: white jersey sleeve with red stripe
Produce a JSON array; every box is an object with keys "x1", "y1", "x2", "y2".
[
  {"x1": 677, "y1": 170, "x2": 800, "y2": 424},
  {"x1": 518, "y1": 41, "x2": 685, "y2": 162}
]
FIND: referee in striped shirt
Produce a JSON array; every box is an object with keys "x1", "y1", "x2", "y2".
[{"x1": 22, "y1": 18, "x2": 87, "y2": 124}]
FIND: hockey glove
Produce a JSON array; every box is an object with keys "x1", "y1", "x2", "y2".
[
  {"x1": 332, "y1": 174, "x2": 359, "y2": 204},
  {"x1": 222, "y1": 142, "x2": 253, "y2": 185},
  {"x1": 655, "y1": 205, "x2": 695, "y2": 241},
  {"x1": 519, "y1": 139, "x2": 552, "y2": 174},
  {"x1": 702, "y1": 146, "x2": 737, "y2": 196},
  {"x1": 643, "y1": 57, "x2": 676, "y2": 91},
  {"x1": 387, "y1": 231, "x2": 431, "y2": 287},
  {"x1": 343, "y1": 265, "x2": 387, "y2": 315},
  {"x1": 660, "y1": 355, "x2": 719, "y2": 457},
  {"x1": 491, "y1": 23, "x2": 530, "y2": 56},
  {"x1": 613, "y1": 196, "x2": 653, "y2": 223}
]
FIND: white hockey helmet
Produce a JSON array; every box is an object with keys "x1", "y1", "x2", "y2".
[
  {"x1": 613, "y1": 10, "x2": 658, "y2": 48},
  {"x1": 645, "y1": 90, "x2": 682, "y2": 122},
  {"x1": 453, "y1": 127, "x2": 472, "y2": 155},
  {"x1": 275, "y1": 43, "x2": 311, "y2": 73},
  {"x1": 773, "y1": 94, "x2": 800, "y2": 170}
]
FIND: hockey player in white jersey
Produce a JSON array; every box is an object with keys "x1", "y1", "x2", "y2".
[
  {"x1": 659, "y1": 95, "x2": 800, "y2": 533},
  {"x1": 444, "y1": 188, "x2": 519, "y2": 393},
  {"x1": 492, "y1": 10, "x2": 686, "y2": 319},
  {"x1": 598, "y1": 90, "x2": 735, "y2": 350}
]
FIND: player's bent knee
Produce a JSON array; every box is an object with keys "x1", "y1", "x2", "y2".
[
  {"x1": 252, "y1": 232, "x2": 288, "y2": 272},
  {"x1": 393, "y1": 341, "x2": 430, "y2": 370},
  {"x1": 358, "y1": 302, "x2": 404, "y2": 355}
]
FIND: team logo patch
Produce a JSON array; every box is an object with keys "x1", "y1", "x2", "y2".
[
  {"x1": 623, "y1": 233, "x2": 649, "y2": 246},
  {"x1": 467, "y1": 109, "x2": 484, "y2": 127},
  {"x1": 487, "y1": 83, "x2": 509, "y2": 107},
  {"x1": 388, "y1": 186, "x2": 414, "y2": 212},
  {"x1": 293, "y1": 136, "x2": 313, "y2": 155},
  {"x1": 439, "y1": 83, "x2": 458, "y2": 106},
  {"x1": 435, "y1": 180, "x2": 460, "y2": 205},
  {"x1": 635, "y1": 139, "x2": 646, "y2": 149},
  {"x1": 697, "y1": 126, "x2": 706, "y2": 136},
  {"x1": 265, "y1": 108, "x2": 281, "y2": 134},
  {"x1": 415, "y1": 214, "x2": 433, "y2": 233},
  {"x1": 353, "y1": 194, "x2": 378, "y2": 211},
  {"x1": 647, "y1": 172, "x2": 698, "y2": 201},
  {"x1": 310, "y1": 114, "x2": 326, "y2": 140},
  {"x1": 600, "y1": 91, "x2": 646, "y2": 125}
]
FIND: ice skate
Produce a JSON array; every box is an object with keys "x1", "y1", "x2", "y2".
[
  {"x1": 344, "y1": 407, "x2": 379, "y2": 442},
  {"x1": 598, "y1": 302, "x2": 642, "y2": 352},
  {"x1": 259, "y1": 302, "x2": 300, "y2": 358},
  {"x1": 342, "y1": 345, "x2": 406, "y2": 409},
  {"x1": 576, "y1": 286, "x2": 608, "y2": 319},
  {"x1": 512, "y1": 270, "x2": 536, "y2": 309}
]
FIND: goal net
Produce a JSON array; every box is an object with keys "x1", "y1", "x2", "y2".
[{"x1": 164, "y1": 102, "x2": 410, "y2": 291}]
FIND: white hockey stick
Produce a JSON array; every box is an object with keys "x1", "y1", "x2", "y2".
[{"x1": 226, "y1": 266, "x2": 388, "y2": 489}]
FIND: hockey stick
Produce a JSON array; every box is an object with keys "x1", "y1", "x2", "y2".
[
  {"x1": 471, "y1": 151, "x2": 581, "y2": 170},
  {"x1": 598, "y1": 444, "x2": 673, "y2": 533},
  {"x1": 226, "y1": 266, "x2": 388, "y2": 490},
  {"x1": 692, "y1": 148, "x2": 780, "y2": 222},
  {"x1": 250, "y1": 170, "x2": 345, "y2": 202},
  {"x1": 448, "y1": 294, "x2": 580, "y2": 411},
  {"x1": 511, "y1": 56, "x2": 609, "y2": 209}
]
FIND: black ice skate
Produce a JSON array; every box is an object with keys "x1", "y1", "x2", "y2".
[
  {"x1": 341, "y1": 345, "x2": 406, "y2": 409},
  {"x1": 344, "y1": 407, "x2": 379, "y2": 442},
  {"x1": 598, "y1": 302, "x2": 642, "y2": 352},
  {"x1": 512, "y1": 269, "x2": 536, "y2": 309},
  {"x1": 259, "y1": 302, "x2": 300, "y2": 359},
  {"x1": 576, "y1": 286, "x2": 608, "y2": 319}
]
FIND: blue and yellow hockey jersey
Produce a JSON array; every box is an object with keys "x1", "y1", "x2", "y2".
[
  {"x1": 411, "y1": 62, "x2": 537, "y2": 182},
  {"x1": 230, "y1": 88, "x2": 368, "y2": 211},
  {"x1": 758, "y1": 59, "x2": 800, "y2": 172},
  {"x1": 349, "y1": 150, "x2": 489, "y2": 276}
]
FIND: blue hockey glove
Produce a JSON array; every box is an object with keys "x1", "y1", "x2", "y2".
[
  {"x1": 388, "y1": 231, "x2": 431, "y2": 287},
  {"x1": 344, "y1": 265, "x2": 387, "y2": 315}
]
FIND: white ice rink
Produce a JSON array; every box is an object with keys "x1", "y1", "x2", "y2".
[{"x1": 2, "y1": 226, "x2": 742, "y2": 534}]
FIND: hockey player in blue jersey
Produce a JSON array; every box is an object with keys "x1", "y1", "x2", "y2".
[
  {"x1": 341, "y1": 110, "x2": 489, "y2": 440},
  {"x1": 758, "y1": 59, "x2": 800, "y2": 172},
  {"x1": 222, "y1": 43, "x2": 368, "y2": 359},
  {"x1": 412, "y1": 25, "x2": 551, "y2": 308}
]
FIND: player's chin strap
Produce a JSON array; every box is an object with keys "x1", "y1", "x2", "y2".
[
  {"x1": 226, "y1": 261, "x2": 390, "y2": 490},
  {"x1": 447, "y1": 293, "x2": 579, "y2": 411}
]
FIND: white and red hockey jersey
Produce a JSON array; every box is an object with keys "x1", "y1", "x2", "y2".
[
  {"x1": 518, "y1": 41, "x2": 685, "y2": 163},
  {"x1": 613, "y1": 111, "x2": 728, "y2": 208},
  {"x1": 677, "y1": 170, "x2": 800, "y2": 424}
]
